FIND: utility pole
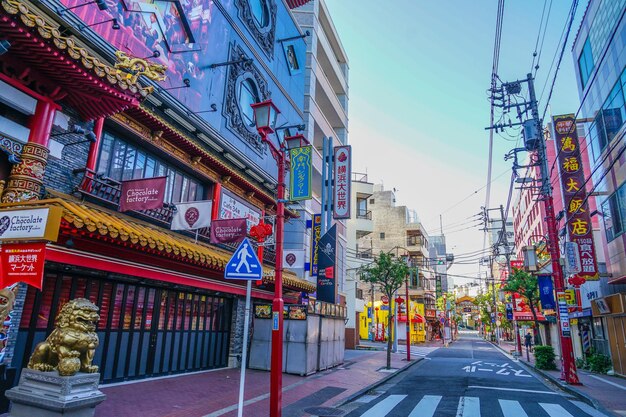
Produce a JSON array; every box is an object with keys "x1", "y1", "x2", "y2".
[{"x1": 488, "y1": 73, "x2": 579, "y2": 384}]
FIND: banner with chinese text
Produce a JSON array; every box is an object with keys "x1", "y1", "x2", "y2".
[
  {"x1": 289, "y1": 146, "x2": 312, "y2": 201},
  {"x1": 333, "y1": 146, "x2": 351, "y2": 219},
  {"x1": 310, "y1": 214, "x2": 321, "y2": 277},
  {"x1": 219, "y1": 189, "x2": 261, "y2": 232},
  {"x1": 1, "y1": 242, "x2": 46, "y2": 289},
  {"x1": 553, "y1": 114, "x2": 599, "y2": 281},
  {"x1": 119, "y1": 177, "x2": 167, "y2": 212}
]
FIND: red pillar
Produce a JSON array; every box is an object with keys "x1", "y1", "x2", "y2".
[
  {"x1": 405, "y1": 278, "x2": 410, "y2": 361},
  {"x1": 28, "y1": 100, "x2": 57, "y2": 146},
  {"x1": 212, "y1": 183, "x2": 222, "y2": 220},
  {"x1": 86, "y1": 118, "x2": 104, "y2": 171},
  {"x1": 269, "y1": 147, "x2": 285, "y2": 417}
]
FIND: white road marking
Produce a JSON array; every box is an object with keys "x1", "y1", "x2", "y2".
[
  {"x1": 408, "y1": 395, "x2": 442, "y2": 417},
  {"x1": 478, "y1": 368, "x2": 493, "y2": 371},
  {"x1": 570, "y1": 400, "x2": 611, "y2": 417},
  {"x1": 499, "y1": 399, "x2": 528, "y2": 417},
  {"x1": 588, "y1": 374, "x2": 626, "y2": 390},
  {"x1": 456, "y1": 396, "x2": 480, "y2": 417},
  {"x1": 468, "y1": 385, "x2": 562, "y2": 395},
  {"x1": 513, "y1": 369, "x2": 531, "y2": 377},
  {"x1": 540, "y1": 403, "x2": 575, "y2": 417},
  {"x1": 360, "y1": 395, "x2": 406, "y2": 417}
]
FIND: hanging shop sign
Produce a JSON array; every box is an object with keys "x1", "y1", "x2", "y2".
[
  {"x1": 219, "y1": 189, "x2": 261, "y2": 232},
  {"x1": 289, "y1": 146, "x2": 312, "y2": 201},
  {"x1": 283, "y1": 249, "x2": 305, "y2": 270},
  {"x1": 310, "y1": 214, "x2": 321, "y2": 277},
  {"x1": 557, "y1": 291, "x2": 571, "y2": 337},
  {"x1": 565, "y1": 242, "x2": 582, "y2": 274},
  {"x1": 553, "y1": 114, "x2": 599, "y2": 281},
  {"x1": 119, "y1": 176, "x2": 167, "y2": 212},
  {"x1": 316, "y1": 224, "x2": 336, "y2": 303},
  {"x1": 170, "y1": 200, "x2": 212, "y2": 231},
  {"x1": 210, "y1": 218, "x2": 247, "y2": 244},
  {"x1": 537, "y1": 275, "x2": 556, "y2": 310},
  {"x1": 0, "y1": 207, "x2": 62, "y2": 242},
  {"x1": 0, "y1": 242, "x2": 46, "y2": 289},
  {"x1": 333, "y1": 145, "x2": 351, "y2": 219}
]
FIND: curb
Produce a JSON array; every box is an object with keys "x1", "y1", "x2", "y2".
[
  {"x1": 335, "y1": 356, "x2": 424, "y2": 407},
  {"x1": 490, "y1": 343, "x2": 618, "y2": 417}
]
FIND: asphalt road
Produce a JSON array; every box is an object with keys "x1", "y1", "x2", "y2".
[{"x1": 339, "y1": 331, "x2": 609, "y2": 417}]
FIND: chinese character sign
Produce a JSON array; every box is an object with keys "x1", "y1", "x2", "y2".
[
  {"x1": 333, "y1": 146, "x2": 352, "y2": 219},
  {"x1": 219, "y1": 190, "x2": 261, "y2": 232},
  {"x1": 310, "y1": 214, "x2": 321, "y2": 277},
  {"x1": 289, "y1": 146, "x2": 312, "y2": 201},
  {"x1": 553, "y1": 114, "x2": 599, "y2": 281},
  {"x1": 1, "y1": 242, "x2": 46, "y2": 289}
]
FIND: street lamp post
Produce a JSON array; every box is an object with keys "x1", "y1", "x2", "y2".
[{"x1": 250, "y1": 100, "x2": 307, "y2": 417}]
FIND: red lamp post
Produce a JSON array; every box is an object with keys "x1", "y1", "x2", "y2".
[{"x1": 250, "y1": 99, "x2": 307, "y2": 417}]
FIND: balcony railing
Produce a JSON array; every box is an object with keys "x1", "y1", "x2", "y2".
[
  {"x1": 356, "y1": 247, "x2": 373, "y2": 259},
  {"x1": 356, "y1": 209, "x2": 372, "y2": 220},
  {"x1": 352, "y1": 172, "x2": 369, "y2": 183},
  {"x1": 406, "y1": 236, "x2": 424, "y2": 247},
  {"x1": 73, "y1": 169, "x2": 276, "y2": 265}
]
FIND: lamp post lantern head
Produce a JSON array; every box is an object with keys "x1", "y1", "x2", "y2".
[
  {"x1": 251, "y1": 99, "x2": 280, "y2": 137},
  {"x1": 284, "y1": 133, "x2": 307, "y2": 150}
]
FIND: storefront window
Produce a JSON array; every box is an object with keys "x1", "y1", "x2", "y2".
[
  {"x1": 592, "y1": 317, "x2": 605, "y2": 339},
  {"x1": 97, "y1": 132, "x2": 205, "y2": 203}
]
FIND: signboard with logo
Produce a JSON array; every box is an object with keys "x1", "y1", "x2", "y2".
[
  {"x1": 553, "y1": 114, "x2": 599, "y2": 281},
  {"x1": 310, "y1": 214, "x2": 321, "y2": 277},
  {"x1": 210, "y1": 218, "x2": 247, "y2": 244},
  {"x1": 289, "y1": 146, "x2": 312, "y2": 201},
  {"x1": 119, "y1": 177, "x2": 167, "y2": 212},
  {"x1": 316, "y1": 224, "x2": 336, "y2": 303},
  {"x1": 283, "y1": 249, "x2": 305, "y2": 270},
  {"x1": 0, "y1": 242, "x2": 46, "y2": 289},
  {"x1": 333, "y1": 145, "x2": 351, "y2": 219},
  {"x1": 537, "y1": 275, "x2": 556, "y2": 310},
  {"x1": 219, "y1": 189, "x2": 261, "y2": 232},
  {"x1": 170, "y1": 200, "x2": 212, "y2": 230},
  {"x1": 0, "y1": 207, "x2": 62, "y2": 242}
]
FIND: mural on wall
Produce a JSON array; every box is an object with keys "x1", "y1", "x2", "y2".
[{"x1": 59, "y1": 0, "x2": 217, "y2": 112}]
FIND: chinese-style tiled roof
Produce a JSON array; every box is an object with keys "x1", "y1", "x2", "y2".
[
  {"x1": 0, "y1": 0, "x2": 154, "y2": 119},
  {"x1": 0, "y1": 195, "x2": 315, "y2": 293},
  {"x1": 286, "y1": 0, "x2": 313, "y2": 8}
]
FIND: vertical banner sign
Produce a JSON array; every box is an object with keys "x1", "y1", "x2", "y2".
[
  {"x1": 333, "y1": 145, "x2": 351, "y2": 219},
  {"x1": 553, "y1": 114, "x2": 599, "y2": 281},
  {"x1": 1, "y1": 242, "x2": 46, "y2": 289},
  {"x1": 564, "y1": 242, "x2": 582, "y2": 274},
  {"x1": 310, "y1": 214, "x2": 322, "y2": 277},
  {"x1": 557, "y1": 291, "x2": 571, "y2": 337},
  {"x1": 289, "y1": 146, "x2": 312, "y2": 201},
  {"x1": 316, "y1": 224, "x2": 336, "y2": 303},
  {"x1": 119, "y1": 177, "x2": 167, "y2": 212},
  {"x1": 537, "y1": 275, "x2": 556, "y2": 310}
]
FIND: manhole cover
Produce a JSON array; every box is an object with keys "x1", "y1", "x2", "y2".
[{"x1": 303, "y1": 406, "x2": 345, "y2": 416}]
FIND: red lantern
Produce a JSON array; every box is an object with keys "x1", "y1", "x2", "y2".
[
  {"x1": 395, "y1": 297, "x2": 404, "y2": 305},
  {"x1": 568, "y1": 276, "x2": 586, "y2": 287},
  {"x1": 250, "y1": 221, "x2": 273, "y2": 242}
]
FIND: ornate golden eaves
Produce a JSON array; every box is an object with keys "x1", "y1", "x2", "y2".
[{"x1": 1, "y1": 0, "x2": 164, "y2": 97}]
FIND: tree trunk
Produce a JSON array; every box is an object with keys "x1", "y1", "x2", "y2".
[
  {"x1": 528, "y1": 298, "x2": 542, "y2": 345},
  {"x1": 386, "y1": 311, "x2": 393, "y2": 369}
]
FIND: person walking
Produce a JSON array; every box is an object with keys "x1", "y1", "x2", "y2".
[{"x1": 524, "y1": 331, "x2": 533, "y2": 352}]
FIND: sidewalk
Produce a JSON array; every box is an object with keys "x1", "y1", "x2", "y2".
[
  {"x1": 93, "y1": 340, "x2": 443, "y2": 417},
  {"x1": 494, "y1": 339, "x2": 626, "y2": 417}
]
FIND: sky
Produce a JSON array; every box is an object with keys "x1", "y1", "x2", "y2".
[{"x1": 324, "y1": 0, "x2": 588, "y2": 286}]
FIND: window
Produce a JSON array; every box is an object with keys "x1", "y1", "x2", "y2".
[
  {"x1": 589, "y1": 66, "x2": 626, "y2": 160},
  {"x1": 601, "y1": 181, "x2": 626, "y2": 242},
  {"x1": 369, "y1": 198, "x2": 375, "y2": 204},
  {"x1": 96, "y1": 132, "x2": 205, "y2": 203},
  {"x1": 238, "y1": 78, "x2": 260, "y2": 128},
  {"x1": 249, "y1": 0, "x2": 269, "y2": 27},
  {"x1": 578, "y1": 38, "x2": 594, "y2": 88},
  {"x1": 380, "y1": 232, "x2": 385, "y2": 240}
]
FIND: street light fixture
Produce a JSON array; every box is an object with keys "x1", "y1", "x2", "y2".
[{"x1": 251, "y1": 99, "x2": 307, "y2": 417}]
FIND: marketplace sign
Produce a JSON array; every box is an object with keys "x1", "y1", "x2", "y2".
[
  {"x1": 0, "y1": 242, "x2": 46, "y2": 289},
  {"x1": 0, "y1": 207, "x2": 62, "y2": 242},
  {"x1": 289, "y1": 146, "x2": 312, "y2": 201},
  {"x1": 119, "y1": 177, "x2": 167, "y2": 212},
  {"x1": 553, "y1": 114, "x2": 599, "y2": 281}
]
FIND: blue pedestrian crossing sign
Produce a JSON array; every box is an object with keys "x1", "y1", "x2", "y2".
[{"x1": 224, "y1": 238, "x2": 263, "y2": 280}]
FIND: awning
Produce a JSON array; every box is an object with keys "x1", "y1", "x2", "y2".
[
  {"x1": 0, "y1": 0, "x2": 151, "y2": 119},
  {"x1": 513, "y1": 311, "x2": 546, "y2": 321},
  {"x1": 0, "y1": 196, "x2": 315, "y2": 293},
  {"x1": 398, "y1": 314, "x2": 425, "y2": 323},
  {"x1": 286, "y1": 0, "x2": 313, "y2": 8}
]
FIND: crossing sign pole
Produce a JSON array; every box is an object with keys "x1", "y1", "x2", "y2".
[{"x1": 224, "y1": 238, "x2": 263, "y2": 417}]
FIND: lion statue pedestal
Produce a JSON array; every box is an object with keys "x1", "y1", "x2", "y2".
[{"x1": 5, "y1": 298, "x2": 105, "y2": 417}]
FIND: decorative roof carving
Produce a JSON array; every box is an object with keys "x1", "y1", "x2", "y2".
[{"x1": 235, "y1": 0, "x2": 277, "y2": 58}]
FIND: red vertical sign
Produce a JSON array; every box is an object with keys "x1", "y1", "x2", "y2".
[
  {"x1": 553, "y1": 114, "x2": 599, "y2": 281},
  {"x1": 1, "y1": 242, "x2": 46, "y2": 289},
  {"x1": 333, "y1": 146, "x2": 351, "y2": 219}
]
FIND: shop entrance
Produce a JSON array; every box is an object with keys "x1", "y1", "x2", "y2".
[{"x1": 15, "y1": 268, "x2": 233, "y2": 383}]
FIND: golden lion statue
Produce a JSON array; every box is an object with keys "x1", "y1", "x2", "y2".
[{"x1": 27, "y1": 298, "x2": 100, "y2": 376}]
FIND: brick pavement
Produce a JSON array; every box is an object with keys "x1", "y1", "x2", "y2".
[
  {"x1": 94, "y1": 341, "x2": 441, "y2": 417},
  {"x1": 495, "y1": 339, "x2": 626, "y2": 417}
]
